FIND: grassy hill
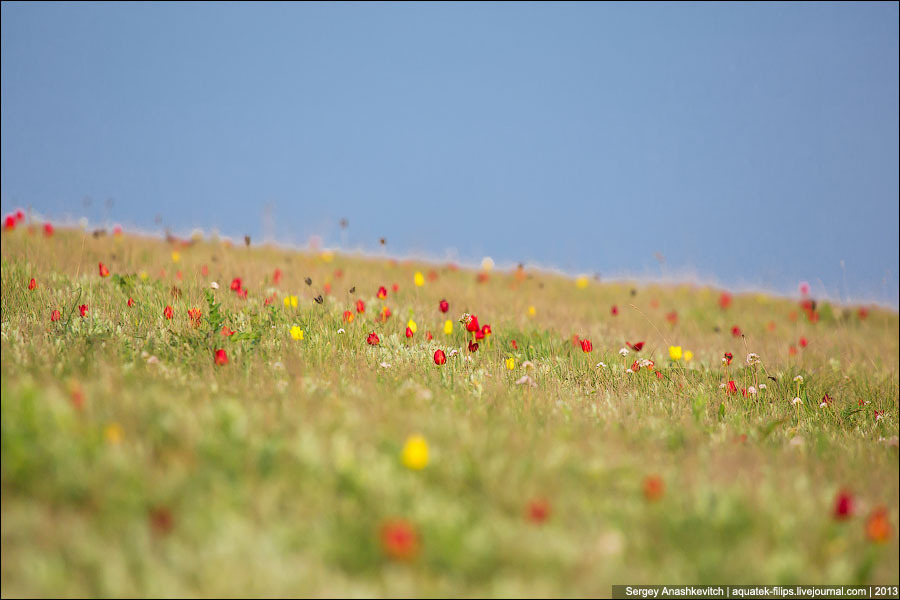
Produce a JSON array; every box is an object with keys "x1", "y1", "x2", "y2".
[{"x1": 2, "y1": 225, "x2": 898, "y2": 596}]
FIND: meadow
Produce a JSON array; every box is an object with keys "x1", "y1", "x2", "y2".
[{"x1": 1, "y1": 217, "x2": 898, "y2": 597}]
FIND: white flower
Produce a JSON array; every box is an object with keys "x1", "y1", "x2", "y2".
[
  {"x1": 448, "y1": 349, "x2": 459, "y2": 357},
  {"x1": 819, "y1": 400, "x2": 828, "y2": 408},
  {"x1": 747, "y1": 386, "x2": 757, "y2": 395},
  {"x1": 596, "y1": 362, "x2": 607, "y2": 368},
  {"x1": 618, "y1": 347, "x2": 630, "y2": 357},
  {"x1": 793, "y1": 375, "x2": 804, "y2": 383},
  {"x1": 272, "y1": 362, "x2": 284, "y2": 370},
  {"x1": 719, "y1": 383, "x2": 726, "y2": 389},
  {"x1": 792, "y1": 397, "x2": 803, "y2": 406},
  {"x1": 515, "y1": 375, "x2": 537, "y2": 387},
  {"x1": 337, "y1": 328, "x2": 345, "y2": 334},
  {"x1": 625, "y1": 368, "x2": 634, "y2": 374},
  {"x1": 759, "y1": 384, "x2": 767, "y2": 390},
  {"x1": 210, "y1": 281, "x2": 219, "y2": 290},
  {"x1": 746, "y1": 353, "x2": 760, "y2": 366},
  {"x1": 379, "y1": 362, "x2": 391, "y2": 369}
]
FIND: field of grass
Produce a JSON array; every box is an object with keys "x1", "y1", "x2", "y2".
[{"x1": 1, "y1": 224, "x2": 898, "y2": 597}]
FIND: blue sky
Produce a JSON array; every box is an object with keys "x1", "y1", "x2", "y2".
[{"x1": 2, "y1": 2, "x2": 898, "y2": 305}]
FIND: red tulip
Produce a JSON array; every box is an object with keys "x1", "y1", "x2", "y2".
[
  {"x1": 581, "y1": 339, "x2": 593, "y2": 353},
  {"x1": 380, "y1": 519, "x2": 419, "y2": 561},
  {"x1": 468, "y1": 341, "x2": 479, "y2": 352},
  {"x1": 439, "y1": 299, "x2": 449, "y2": 313},
  {"x1": 865, "y1": 507, "x2": 892, "y2": 543},
  {"x1": 858, "y1": 307, "x2": 868, "y2": 320},
  {"x1": 343, "y1": 310, "x2": 354, "y2": 323},
  {"x1": 425, "y1": 331, "x2": 433, "y2": 341},
  {"x1": 731, "y1": 326, "x2": 742, "y2": 337},
  {"x1": 789, "y1": 345, "x2": 798, "y2": 356},
  {"x1": 221, "y1": 325, "x2": 235, "y2": 336},
  {"x1": 611, "y1": 305, "x2": 619, "y2": 316},
  {"x1": 366, "y1": 332, "x2": 380, "y2": 345},
  {"x1": 655, "y1": 370, "x2": 663, "y2": 379},
  {"x1": 377, "y1": 286, "x2": 388, "y2": 299},
  {"x1": 666, "y1": 311, "x2": 678, "y2": 325},
  {"x1": 98, "y1": 262, "x2": 110, "y2": 278},
  {"x1": 405, "y1": 326, "x2": 414, "y2": 338},
  {"x1": 28, "y1": 278, "x2": 36, "y2": 290},
  {"x1": 466, "y1": 315, "x2": 480, "y2": 333},
  {"x1": 264, "y1": 295, "x2": 275, "y2": 306},
  {"x1": 323, "y1": 282, "x2": 331, "y2": 294},
  {"x1": 767, "y1": 321, "x2": 776, "y2": 332},
  {"x1": 230, "y1": 278, "x2": 242, "y2": 291},
  {"x1": 833, "y1": 490, "x2": 855, "y2": 520},
  {"x1": 626, "y1": 341, "x2": 644, "y2": 352},
  {"x1": 719, "y1": 292, "x2": 732, "y2": 309},
  {"x1": 379, "y1": 306, "x2": 392, "y2": 321},
  {"x1": 50, "y1": 309, "x2": 61, "y2": 322},
  {"x1": 127, "y1": 297, "x2": 134, "y2": 307},
  {"x1": 79, "y1": 304, "x2": 88, "y2": 317},
  {"x1": 481, "y1": 324, "x2": 491, "y2": 337},
  {"x1": 643, "y1": 475, "x2": 665, "y2": 501},
  {"x1": 201, "y1": 264, "x2": 209, "y2": 276},
  {"x1": 723, "y1": 352, "x2": 733, "y2": 365},
  {"x1": 510, "y1": 340, "x2": 518, "y2": 350},
  {"x1": 15, "y1": 210, "x2": 24, "y2": 222},
  {"x1": 391, "y1": 283, "x2": 399, "y2": 292},
  {"x1": 434, "y1": 349, "x2": 447, "y2": 365},
  {"x1": 799, "y1": 337, "x2": 808, "y2": 348},
  {"x1": 43, "y1": 223, "x2": 54, "y2": 236},
  {"x1": 725, "y1": 381, "x2": 738, "y2": 394},
  {"x1": 631, "y1": 360, "x2": 640, "y2": 372},
  {"x1": 273, "y1": 269, "x2": 283, "y2": 285},
  {"x1": 4, "y1": 215, "x2": 16, "y2": 230},
  {"x1": 163, "y1": 305, "x2": 174, "y2": 320},
  {"x1": 356, "y1": 299, "x2": 365, "y2": 314},
  {"x1": 188, "y1": 308, "x2": 202, "y2": 327},
  {"x1": 475, "y1": 330, "x2": 485, "y2": 340},
  {"x1": 527, "y1": 498, "x2": 551, "y2": 524},
  {"x1": 214, "y1": 349, "x2": 228, "y2": 366}
]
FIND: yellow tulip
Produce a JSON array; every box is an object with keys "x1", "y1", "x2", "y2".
[
  {"x1": 407, "y1": 319, "x2": 417, "y2": 333},
  {"x1": 443, "y1": 320, "x2": 453, "y2": 335},
  {"x1": 414, "y1": 271, "x2": 425, "y2": 287},
  {"x1": 171, "y1": 251, "x2": 181, "y2": 263},
  {"x1": 505, "y1": 357, "x2": 515, "y2": 370},
  {"x1": 105, "y1": 423, "x2": 123, "y2": 445},
  {"x1": 284, "y1": 295, "x2": 298, "y2": 308},
  {"x1": 575, "y1": 275, "x2": 589, "y2": 289},
  {"x1": 290, "y1": 326, "x2": 304, "y2": 340},
  {"x1": 684, "y1": 350, "x2": 693, "y2": 362},
  {"x1": 401, "y1": 435, "x2": 429, "y2": 470},
  {"x1": 528, "y1": 305, "x2": 536, "y2": 317},
  {"x1": 669, "y1": 346, "x2": 683, "y2": 361}
]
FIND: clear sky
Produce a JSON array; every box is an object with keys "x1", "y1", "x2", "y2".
[{"x1": 2, "y1": 2, "x2": 898, "y2": 305}]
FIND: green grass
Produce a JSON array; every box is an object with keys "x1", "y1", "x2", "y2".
[{"x1": 1, "y1": 227, "x2": 898, "y2": 597}]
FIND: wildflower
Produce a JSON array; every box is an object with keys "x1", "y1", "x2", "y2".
[
  {"x1": 43, "y1": 222, "x2": 54, "y2": 236},
  {"x1": 366, "y1": 332, "x2": 380, "y2": 346},
  {"x1": 719, "y1": 292, "x2": 732, "y2": 309},
  {"x1": 510, "y1": 340, "x2": 518, "y2": 350},
  {"x1": 515, "y1": 375, "x2": 537, "y2": 387},
  {"x1": 865, "y1": 507, "x2": 892, "y2": 543},
  {"x1": 50, "y1": 309, "x2": 61, "y2": 322},
  {"x1": 723, "y1": 352, "x2": 733, "y2": 366},
  {"x1": 380, "y1": 361, "x2": 391, "y2": 368},
  {"x1": 414, "y1": 271, "x2": 425, "y2": 287},
  {"x1": 163, "y1": 305, "x2": 174, "y2": 320},
  {"x1": 619, "y1": 347, "x2": 630, "y2": 357},
  {"x1": 643, "y1": 475, "x2": 665, "y2": 501},
  {"x1": 468, "y1": 341, "x2": 479, "y2": 352},
  {"x1": 187, "y1": 308, "x2": 202, "y2": 328},
  {"x1": 684, "y1": 350, "x2": 693, "y2": 362},
  {"x1": 725, "y1": 381, "x2": 738, "y2": 394},
  {"x1": 284, "y1": 295, "x2": 298, "y2": 308},
  {"x1": 434, "y1": 350, "x2": 447, "y2": 365},
  {"x1": 407, "y1": 319, "x2": 417, "y2": 334},
  {"x1": 99, "y1": 262, "x2": 110, "y2": 277},
  {"x1": 290, "y1": 326, "x2": 304, "y2": 340},
  {"x1": 356, "y1": 299, "x2": 365, "y2": 313},
  {"x1": 391, "y1": 283, "x2": 399, "y2": 292},
  {"x1": 731, "y1": 325, "x2": 742, "y2": 337},
  {"x1": 792, "y1": 397, "x2": 803, "y2": 406},
  {"x1": 746, "y1": 386, "x2": 757, "y2": 396},
  {"x1": 127, "y1": 297, "x2": 134, "y2": 307},
  {"x1": 527, "y1": 498, "x2": 551, "y2": 523},
  {"x1": 820, "y1": 394, "x2": 833, "y2": 408},
  {"x1": 521, "y1": 360, "x2": 534, "y2": 369},
  {"x1": 380, "y1": 306, "x2": 392, "y2": 321},
  {"x1": 28, "y1": 278, "x2": 36, "y2": 290},
  {"x1": 874, "y1": 410, "x2": 885, "y2": 422},
  {"x1": 439, "y1": 299, "x2": 449, "y2": 313},
  {"x1": 858, "y1": 307, "x2": 869, "y2": 320},
  {"x1": 405, "y1": 326, "x2": 414, "y2": 338},
  {"x1": 4, "y1": 214, "x2": 16, "y2": 230},
  {"x1": 443, "y1": 320, "x2": 453, "y2": 335},
  {"x1": 230, "y1": 278, "x2": 242, "y2": 291},
  {"x1": 833, "y1": 490, "x2": 855, "y2": 520},
  {"x1": 611, "y1": 305, "x2": 619, "y2": 316},
  {"x1": 668, "y1": 346, "x2": 682, "y2": 361},
  {"x1": 505, "y1": 357, "x2": 515, "y2": 370},
  {"x1": 171, "y1": 251, "x2": 180, "y2": 263},
  {"x1": 596, "y1": 362, "x2": 607, "y2": 368},
  {"x1": 793, "y1": 375, "x2": 803, "y2": 383},
  {"x1": 79, "y1": 304, "x2": 88, "y2": 317},
  {"x1": 214, "y1": 349, "x2": 228, "y2": 366},
  {"x1": 581, "y1": 339, "x2": 593, "y2": 353},
  {"x1": 481, "y1": 324, "x2": 492, "y2": 337},
  {"x1": 380, "y1": 519, "x2": 419, "y2": 561},
  {"x1": 758, "y1": 384, "x2": 767, "y2": 391},
  {"x1": 221, "y1": 326, "x2": 235, "y2": 336},
  {"x1": 425, "y1": 331, "x2": 433, "y2": 341},
  {"x1": 746, "y1": 353, "x2": 760, "y2": 366},
  {"x1": 626, "y1": 341, "x2": 644, "y2": 352},
  {"x1": 210, "y1": 281, "x2": 219, "y2": 290},
  {"x1": 401, "y1": 435, "x2": 429, "y2": 470},
  {"x1": 377, "y1": 286, "x2": 388, "y2": 299},
  {"x1": 273, "y1": 269, "x2": 282, "y2": 285},
  {"x1": 337, "y1": 328, "x2": 345, "y2": 334}
]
